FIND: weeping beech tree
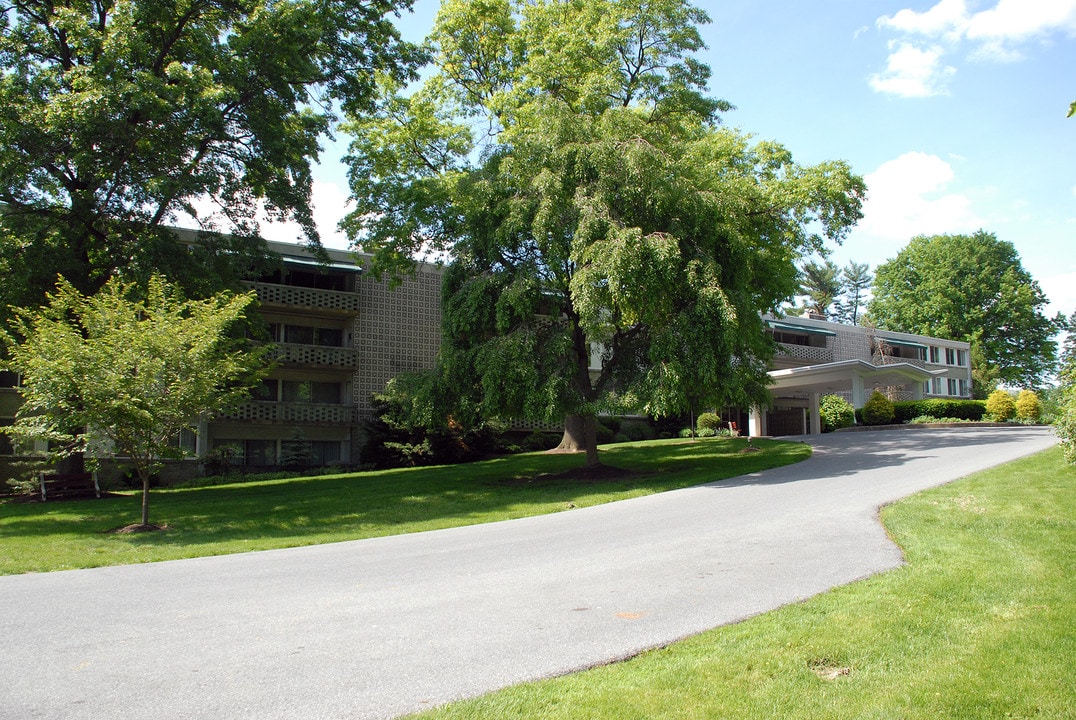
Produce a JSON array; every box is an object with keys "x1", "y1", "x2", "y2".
[{"x1": 344, "y1": 0, "x2": 865, "y2": 465}]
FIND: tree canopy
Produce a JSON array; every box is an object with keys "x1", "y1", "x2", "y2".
[
  {"x1": 1, "y1": 275, "x2": 269, "y2": 527},
  {"x1": 796, "y1": 260, "x2": 841, "y2": 319},
  {"x1": 0, "y1": 0, "x2": 423, "y2": 311},
  {"x1": 869, "y1": 231, "x2": 1060, "y2": 389},
  {"x1": 343, "y1": 0, "x2": 865, "y2": 463}
]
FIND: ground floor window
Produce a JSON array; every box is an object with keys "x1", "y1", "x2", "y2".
[{"x1": 212, "y1": 438, "x2": 343, "y2": 467}]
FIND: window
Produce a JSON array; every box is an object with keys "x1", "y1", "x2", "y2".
[
  {"x1": 944, "y1": 347, "x2": 967, "y2": 366},
  {"x1": 932, "y1": 378, "x2": 944, "y2": 396},
  {"x1": 245, "y1": 440, "x2": 276, "y2": 466},
  {"x1": 929, "y1": 346, "x2": 941, "y2": 364},
  {"x1": 959, "y1": 379, "x2": 970, "y2": 397},
  {"x1": 283, "y1": 325, "x2": 344, "y2": 347},
  {"x1": 948, "y1": 378, "x2": 959, "y2": 396},
  {"x1": 282, "y1": 380, "x2": 342, "y2": 404}
]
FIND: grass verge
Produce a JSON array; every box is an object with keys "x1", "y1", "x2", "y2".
[
  {"x1": 0, "y1": 437, "x2": 807, "y2": 575},
  {"x1": 407, "y1": 445, "x2": 1076, "y2": 720}
]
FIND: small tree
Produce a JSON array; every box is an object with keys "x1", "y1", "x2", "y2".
[
  {"x1": 985, "y1": 389, "x2": 1016, "y2": 421},
  {"x1": 1, "y1": 275, "x2": 269, "y2": 529},
  {"x1": 819, "y1": 394, "x2": 855, "y2": 432},
  {"x1": 1014, "y1": 389, "x2": 1041, "y2": 422},
  {"x1": 861, "y1": 391, "x2": 895, "y2": 426}
]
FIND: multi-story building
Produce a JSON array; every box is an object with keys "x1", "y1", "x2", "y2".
[
  {"x1": 754, "y1": 313, "x2": 973, "y2": 436},
  {"x1": 0, "y1": 240, "x2": 974, "y2": 477},
  {"x1": 200, "y1": 240, "x2": 444, "y2": 467}
]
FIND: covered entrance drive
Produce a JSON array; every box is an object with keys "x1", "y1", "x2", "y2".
[{"x1": 749, "y1": 359, "x2": 947, "y2": 437}]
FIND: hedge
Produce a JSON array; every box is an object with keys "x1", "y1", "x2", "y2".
[{"x1": 891, "y1": 399, "x2": 987, "y2": 424}]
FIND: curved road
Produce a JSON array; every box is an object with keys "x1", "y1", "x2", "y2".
[{"x1": 0, "y1": 427, "x2": 1058, "y2": 720}]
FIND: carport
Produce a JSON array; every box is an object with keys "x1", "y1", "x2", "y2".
[{"x1": 748, "y1": 359, "x2": 948, "y2": 437}]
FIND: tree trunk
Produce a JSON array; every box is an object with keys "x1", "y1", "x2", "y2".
[
  {"x1": 140, "y1": 471, "x2": 151, "y2": 527},
  {"x1": 555, "y1": 414, "x2": 600, "y2": 467}
]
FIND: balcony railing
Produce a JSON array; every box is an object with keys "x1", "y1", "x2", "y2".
[
  {"x1": 776, "y1": 342, "x2": 833, "y2": 364},
  {"x1": 247, "y1": 282, "x2": 361, "y2": 315},
  {"x1": 270, "y1": 343, "x2": 360, "y2": 369},
  {"x1": 218, "y1": 402, "x2": 356, "y2": 425},
  {"x1": 874, "y1": 354, "x2": 926, "y2": 369}
]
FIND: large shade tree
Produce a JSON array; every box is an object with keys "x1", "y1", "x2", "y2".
[
  {"x1": 869, "y1": 231, "x2": 1060, "y2": 390},
  {"x1": 1, "y1": 275, "x2": 270, "y2": 528},
  {"x1": 0, "y1": 0, "x2": 423, "y2": 312},
  {"x1": 344, "y1": 0, "x2": 865, "y2": 465}
]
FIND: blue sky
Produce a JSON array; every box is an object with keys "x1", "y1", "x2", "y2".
[{"x1": 263, "y1": 0, "x2": 1076, "y2": 319}]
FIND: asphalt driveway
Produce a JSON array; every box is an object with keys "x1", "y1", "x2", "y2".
[{"x1": 0, "y1": 426, "x2": 1058, "y2": 720}]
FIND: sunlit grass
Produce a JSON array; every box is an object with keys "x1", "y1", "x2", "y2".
[
  {"x1": 0, "y1": 437, "x2": 808, "y2": 574},
  {"x1": 409, "y1": 446, "x2": 1076, "y2": 720}
]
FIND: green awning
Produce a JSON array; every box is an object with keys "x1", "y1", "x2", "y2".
[
  {"x1": 767, "y1": 320, "x2": 837, "y2": 337},
  {"x1": 280, "y1": 255, "x2": 364, "y2": 273},
  {"x1": 878, "y1": 337, "x2": 927, "y2": 350}
]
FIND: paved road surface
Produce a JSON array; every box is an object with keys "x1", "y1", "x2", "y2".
[{"x1": 0, "y1": 427, "x2": 1058, "y2": 719}]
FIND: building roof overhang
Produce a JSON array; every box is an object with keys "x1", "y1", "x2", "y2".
[{"x1": 768, "y1": 359, "x2": 948, "y2": 397}]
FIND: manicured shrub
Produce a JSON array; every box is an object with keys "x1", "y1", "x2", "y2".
[
  {"x1": 819, "y1": 394, "x2": 855, "y2": 432},
  {"x1": 861, "y1": 391, "x2": 895, "y2": 426},
  {"x1": 696, "y1": 412, "x2": 723, "y2": 432},
  {"x1": 986, "y1": 389, "x2": 1016, "y2": 421},
  {"x1": 1015, "y1": 389, "x2": 1041, "y2": 422},
  {"x1": 619, "y1": 419, "x2": 655, "y2": 441},
  {"x1": 892, "y1": 399, "x2": 987, "y2": 423}
]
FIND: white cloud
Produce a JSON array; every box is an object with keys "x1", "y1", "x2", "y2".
[
  {"x1": 879, "y1": 0, "x2": 969, "y2": 39},
  {"x1": 856, "y1": 152, "x2": 981, "y2": 240},
  {"x1": 869, "y1": 42, "x2": 955, "y2": 97},
  {"x1": 872, "y1": 0, "x2": 1076, "y2": 95}
]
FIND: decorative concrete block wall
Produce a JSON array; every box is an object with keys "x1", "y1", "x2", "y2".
[{"x1": 352, "y1": 265, "x2": 444, "y2": 422}]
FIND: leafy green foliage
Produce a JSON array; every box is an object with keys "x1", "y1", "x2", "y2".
[
  {"x1": 797, "y1": 260, "x2": 840, "y2": 319},
  {"x1": 0, "y1": 0, "x2": 423, "y2": 314},
  {"x1": 869, "y1": 232, "x2": 1060, "y2": 389},
  {"x1": 1053, "y1": 311, "x2": 1076, "y2": 462},
  {"x1": 985, "y1": 389, "x2": 1016, "y2": 421},
  {"x1": 835, "y1": 261, "x2": 872, "y2": 326},
  {"x1": 343, "y1": 0, "x2": 866, "y2": 462},
  {"x1": 1, "y1": 275, "x2": 269, "y2": 525},
  {"x1": 861, "y1": 391, "x2": 895, "y2": 426},
  {"x1": 1014, "y1": 390, "x2": 1041, "y2": 422},
  {"x1": 891, "y1": 399, "x2": 986, "y2": 424},
  {"x1": 361, "y1": 373, "x2": 502, "y2": 469},
  {"x1": 819, "y1": 394, "x2": 855, "y2": 432},
  {"x1": 696, "y1": 413, "x2": 723, "y2": 431}
]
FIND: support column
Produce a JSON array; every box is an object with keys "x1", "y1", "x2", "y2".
[
  {"x1": 195, "y1": 420, "x2": 209, "y2": 458},
  {"x1": 748, "y1": 406, "x2": 767, "y2": 437},
  {"x1": 809, "y1": 392, "x2": 822, "y2": 435},
  {"x1": 851, "y1": 374, "x2": 866, "y2": 409}
]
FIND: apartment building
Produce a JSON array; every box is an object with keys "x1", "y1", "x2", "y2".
[
  {"x1": 0, "y1": 240, "x2": 974, "y2": 474},
  {"x1": 755, "y1": 313, "x2": 973, "y2": 436}
]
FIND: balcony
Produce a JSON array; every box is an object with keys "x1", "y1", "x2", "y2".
[
  {"x1": 247, "y1": 282, "x2": 361, "y2": 316},
  {"x1": 874, "y1": 353, "x2": 926, "y2": 369},
  {"x1": 218, "y1": 402, "x2": 356, "y2": 425},
  {"x1": 775, "y1": 342, "x2": 833, "y2": 364},
  {"x1": 271, "y1": 343, "x2": 360, "y2": 369}
]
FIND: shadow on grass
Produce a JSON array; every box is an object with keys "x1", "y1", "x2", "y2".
[{"x1": 0, "y1": 438, "x2": 809, "y2": 567}]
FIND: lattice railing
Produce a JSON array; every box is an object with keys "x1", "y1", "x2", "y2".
[
  {"x1": 271, "y1": 343, "x2": 360, "y2": 368},
  {"x1": 776, "y1": 343, "x2": 833, "y2": 363},
  {"x1": 247, "y1": 282, "x2": 361, "y2": 314},
  {"x1": 218, "y1": 402, "x2": 355, "y2": 424}
]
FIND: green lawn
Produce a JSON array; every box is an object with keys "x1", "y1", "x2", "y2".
[
  {"x1": 409, "y1": 445, "x2": 1076, "y2": 720},
  {"x1": 0, "y1": 436, "x2": 808, "y2": 574}
]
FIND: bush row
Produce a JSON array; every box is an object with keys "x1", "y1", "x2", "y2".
[{"x1": 891, "y1": 398, "x2": 986, "y2": 424}]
